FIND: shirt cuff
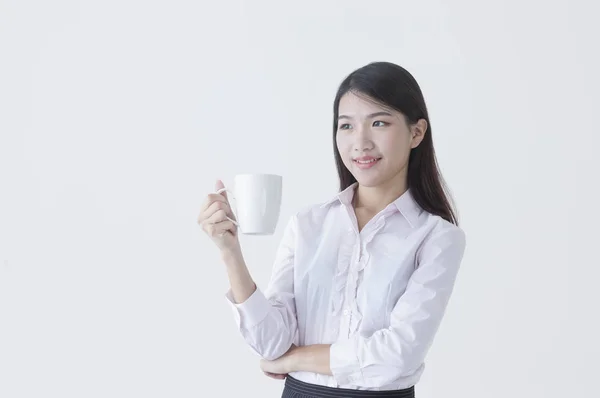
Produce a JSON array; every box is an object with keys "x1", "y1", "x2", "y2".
[
  {"x1": 224, "y1": 286, "x2": 271, "y2": 330},
  {"x1": 330, "y1": 338, "x2": 364, "y2": 386}
]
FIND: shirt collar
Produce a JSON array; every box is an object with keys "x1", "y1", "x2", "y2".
[
  {"x1": 320, "y1": 182, "x2": 358, "y2": 208},
  {"x1": 320, "y1": 182, "x2": 422, "y2": 228}
]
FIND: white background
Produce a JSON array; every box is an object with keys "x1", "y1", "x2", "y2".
[{"x1": 1, "y1": 0, "x2": 599, "y2": 397}]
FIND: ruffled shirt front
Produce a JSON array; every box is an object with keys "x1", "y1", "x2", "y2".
[{"x1": 225, "y1": 183, "x2": 467, "y2": 390}]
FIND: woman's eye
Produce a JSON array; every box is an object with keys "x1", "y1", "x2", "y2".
[
  {"x1": 339, "y1": 123, "x2": 351, "y2": 130},
  {"x1": 373, "y1": 121, "x2": 388, "y2": 127}
]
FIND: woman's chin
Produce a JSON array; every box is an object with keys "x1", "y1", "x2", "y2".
[{"x1": 353, "y1": 175, "x2": 385, "y2": 187}]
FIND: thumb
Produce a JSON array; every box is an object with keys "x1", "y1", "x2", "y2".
[{"x1": 215, "y1": 179, "x2": 228, "y2": 201}]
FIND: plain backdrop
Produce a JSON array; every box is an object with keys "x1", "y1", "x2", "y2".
[{"x1": 1, "y1": 0, "x2": 599, "y2": 397}]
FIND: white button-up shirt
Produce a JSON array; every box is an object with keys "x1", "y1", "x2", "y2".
[{"x1": 225, "y1": 182, "x2": 467, "y2": 390}]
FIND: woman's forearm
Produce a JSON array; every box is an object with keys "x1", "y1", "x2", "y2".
[
  {"x1": 290, "y1": 344, "x2": 333, "y2": 376},
  {"x1": 222, "y1": 244, "x2": 298, "y2": 361},
  {"x1": 221, "y1": 248, "x2": 256, "y2": 304}
]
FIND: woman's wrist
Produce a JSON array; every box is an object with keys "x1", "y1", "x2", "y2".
[
  {"x1": 220, "y1": 246, "x2": 256, "y2": 303},
  {"x1": 220, "y1": 245, "x2": 243, "y2": 264},
  {"x1": 285, "y1": 345, "x2": 302, "y2": 373},
  {"x1": 279, "y1": 345, "x2": 298, "y2": 373}
]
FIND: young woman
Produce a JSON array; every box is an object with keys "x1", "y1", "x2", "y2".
[{"x1": 198, "y1": 61, "x2": 467, "y2": 398}]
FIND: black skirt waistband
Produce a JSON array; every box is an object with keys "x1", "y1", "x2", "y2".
[{"x1": 282, "y1": 375, "x2": 415, "y2": 398}]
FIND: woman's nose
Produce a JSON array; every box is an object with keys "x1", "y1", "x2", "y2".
[{"x1": 353, "y1": 126, "x2": 374, "y2": 151}]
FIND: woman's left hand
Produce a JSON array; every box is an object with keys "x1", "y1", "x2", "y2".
[
  {"x1": 260, "y1": 344, "x2": 297, "y2": 376},
  {"x1": 263, "y1": 371, "x2": 287, "y2": 380}
]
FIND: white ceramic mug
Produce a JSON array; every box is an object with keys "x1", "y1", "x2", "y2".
[{"x1": 216, "y1": 174, "x2": 283, "y2": 235}]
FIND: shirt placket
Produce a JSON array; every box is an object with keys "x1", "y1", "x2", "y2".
[
  {"x1": 339, "y1": 236, "x2": 362, "y2": 338},
  {"x1": 336, "y1": 211, "x2": 391, "y2": 340}
]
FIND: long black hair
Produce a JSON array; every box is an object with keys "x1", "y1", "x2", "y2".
[{"x1": 333, "y1": 61, "x2": 459, "y2": 226}]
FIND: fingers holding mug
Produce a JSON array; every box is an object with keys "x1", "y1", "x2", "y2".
[
  {"x1": 203, "y1": 197, "x2": 235, "y2": 221},
  {"x1": 203, "y1": 209, "x2": 238, "y2": 237}
]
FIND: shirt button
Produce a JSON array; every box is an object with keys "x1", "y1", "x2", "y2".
[{"x1": 343, "y1": 309, "x2": 350, "y2": 316}]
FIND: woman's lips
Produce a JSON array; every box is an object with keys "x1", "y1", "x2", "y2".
[{"x1": 353, "y1": 157, "x2": 381, "y2": 169}]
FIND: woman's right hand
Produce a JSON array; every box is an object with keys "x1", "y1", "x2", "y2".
[{"x1": 198, "y1": 180, "x2": 241, "y2": 254}]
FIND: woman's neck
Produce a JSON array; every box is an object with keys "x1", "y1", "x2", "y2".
[{"x1": 353, "y1": 178, "x2": 408, "y2": 214}]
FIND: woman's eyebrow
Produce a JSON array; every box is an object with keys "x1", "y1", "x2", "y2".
[{"x1": 338, "y1": 111, "x2": 393, "y2": 120}]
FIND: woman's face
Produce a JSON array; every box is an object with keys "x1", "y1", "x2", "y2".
[{"x1": 336, "y1": 91, "x2": 426, "y2": 188}]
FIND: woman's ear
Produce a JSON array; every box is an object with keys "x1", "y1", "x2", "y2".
[{"x1": 410, "y1": 119, "x2": 428, "y2": 148}]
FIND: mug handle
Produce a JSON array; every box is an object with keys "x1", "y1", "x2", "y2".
[{"x1": 215, "y1": 187, "x2": 240, "y2": 229}]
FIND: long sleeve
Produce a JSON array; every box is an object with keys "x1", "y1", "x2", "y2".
[
  {"x1": 329, "y1": 226, "x2": 467, "y2": 387},
  {"x1": 225, "y1": 214, "x2": 298, "y2": 360}
]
